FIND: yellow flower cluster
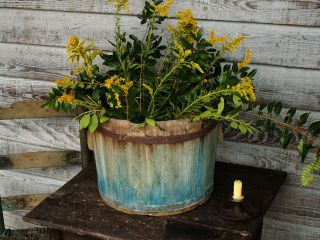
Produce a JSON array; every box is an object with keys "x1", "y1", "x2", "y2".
[
  {"x1": 55, "y1": 76, "x2": 75, "y2": 89},
  {"x1": 176, "y1": 43, "x2": 192, "y2": 63},
  {"x1": 66, "y1": 35, "x2": 102, "y2": 76},
  {"x1": 104, "y1": 75, "x2": 133, "y2": 95},
  {"x1": 232, "y1": 77, "x2": 256, "y2": 101},
  {"x1": 104, "y1": 75, "x2": 134, "y2": 109},
  {"x1": 107, "y1": 0, "x2": 130, "y2": 13},
  {"x1": 57, "y1": 93, "x2": 75, "y2": 104},
  {"x1": 238, "y1": 48, "x2": 252, "y2": 69},
  {"x1": 152, "y1": 0, "x2": 174, "y2": 17},
  {"x1": 206, "y1": 30, "x2": 228, "y2": 45},
  {"x1": 223, "y1": 36, "x2": 247, "y2": 55},
  {"x1": 169, "y1": 9, "x2": 198, "y2": 43}
]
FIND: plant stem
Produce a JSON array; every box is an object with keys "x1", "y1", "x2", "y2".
[
  {"x1": 244, "y1": 110, "x2": 320, "y2": 147},
  {"x1": 176, "y1": 89, "x2": 233, "y2": 119},
  {"x1": 148, "y1": 63, "x2": 180, "y2": 115}
]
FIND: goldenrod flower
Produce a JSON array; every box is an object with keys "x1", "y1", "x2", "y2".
[
  {"x1": 169, "y1": 9, "x2": 198, "y2": 43},
  {"x1": 67, "y1": 35, "x2": 79, "y2": 49},
  {"x1": 238, "y1": 48, "x2": 252, "y2": 69},
  {"x1": 206, "y1": 30, "x2": 228, "y2": 45},
  {"x1": 57, "y1": 93, "x2": 75, "y2": 104},
  {"x1": 121, "y1": 81, "x2": 134, "y2": 95},
  {"x1": 152, "y1": 0, "x2": 174, "y2": 17},
  {"x1": 114, "y1": 93, "x2": 122, "y2": 108},
  {"x1": 223, "y1": 36, "x2": 247, "y2": 55},
  {"x1": 232, "y1": 77, "x2": 256, "y2": 101},
  {"x1": 104, "y1": 75, "x2": 133, "y2": 95},
  {"x1": 66, "y1": 35, "x2": 102, "y2": 76},
  {"x1": 107, "y1": 0, "x2": 130, "y2": 13},
  {"x1": 104, "y1": 75, "x2": 118, "y2": 89},
  {"x1": 87, "y1": 65, "x2": 94, "y2": 78},
  {"x1": 190, "y1": 61, "x2": 204, "y2": 73},
  {"x1": 176, "y1": 43, "x2": 192, "y2": 62},
  {"x1": 55, "y1": 76, "x2": 75, "y2": 89}
]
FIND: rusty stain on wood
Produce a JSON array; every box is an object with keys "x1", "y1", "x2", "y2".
[
  {"x1": 2, "y1": 194, "x2": 48, "y2": 211},
  {"x1": 0, "y1": 151, "x2": 80, "y2": 170},
  {"x1": 0, "y1": 100, "x2": 76, "y2": 120}
]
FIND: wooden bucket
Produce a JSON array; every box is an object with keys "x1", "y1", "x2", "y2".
[{"x1": 91, "y1": 119, "x2": 218, "y2": 216}]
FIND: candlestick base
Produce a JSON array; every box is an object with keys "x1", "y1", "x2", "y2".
[{"x1": 216, "y1": 197, "x2": 260, "y2": 221}]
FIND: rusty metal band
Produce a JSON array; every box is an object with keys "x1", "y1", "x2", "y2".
[{"x1": 97, "y1": 122, "x2": 217, "y2": 144}]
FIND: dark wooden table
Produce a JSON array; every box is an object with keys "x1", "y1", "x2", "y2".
[{"x1": 24, "y1": 161, "x2": 286, "y2": 240}]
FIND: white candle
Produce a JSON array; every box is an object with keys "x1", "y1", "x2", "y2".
[{"x1": 233, "y1": 180, "x2": 244, "y2": 201}]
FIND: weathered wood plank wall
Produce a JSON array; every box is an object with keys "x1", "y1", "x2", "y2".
[{"x1": 0, "y1": 0, "x2": 319, "y2": 238}]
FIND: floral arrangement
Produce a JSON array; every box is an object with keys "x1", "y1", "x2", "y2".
[{"x1": 42, "y1": 0, "x2": 320, "y2": 185}]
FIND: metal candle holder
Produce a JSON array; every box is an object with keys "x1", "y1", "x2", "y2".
[{"x1": 216, "y1": 196, "x2": 260, "y2": 221}]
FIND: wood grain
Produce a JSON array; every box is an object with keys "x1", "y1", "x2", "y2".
[
  {"x1": 262, "y1": 215, "x2": 320, "y2": 240},
  {"x1": 0, "y1": 43, "x2": 69, "y2": 81},
  {"x1": 0, "y1": 118, "x2": 80, "y2": 156},
  {"x1": 3, "y1": 210, "x2": 39, "y2": 230},
  {"x1": 0, "y1": 43, "x2": 319, "y2": 111},
  {"x1": 2, "y1": 194, "x2": 48, "y2": 211},
  {"x1": 0, "y1": 170, "x2": 65, "y2": 197},
  {"x1": 217, "y1": 140, "x2": 314, "y2": 176},
  {"x1": 0, "y1": 151, "x2": 80, "y2": 170},
  {"x1": 0, "y1": 76, "x2": 55, "y2": 108},
  {"x1": 0, "y1": 100, "x2": 76, "y2": 120},
  {"x1": 0, "y1": 9, "x2": 319, "y2": 69},
  {"x1": 0, "y1": 0, "x2": 319, "y2": 26}
]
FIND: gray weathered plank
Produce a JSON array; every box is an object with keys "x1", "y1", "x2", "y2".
[
  {"x1": 1, "y1": 0, "x2": 319, "y2": 26},
  {"x1": 0, "y1": 76, "x2": 55, "y2": 108},
  {"x1": 269, "y1": 185, "x2": 320, "y2": 217},
  {"x1": 0, "y1": 170, "x2": 65, "y2": 197},
  {"x1": 0, "y1": 118, "x2": 80, "y2": 157},
  {"x1": 262, "y1": 216, "x2": 320, "y2": 240},
  {"x1": 217, "y1": 140, "x2": 315, "y2": 177},
  {"x1": 2, "y1": 194, "x2": 48, "y2": 211},
  {"x1": 0, "y1": 43, "x2": 69, "y2": 81},
  {"x1": 16, "y1": 165, "x2": 82, "y2": 182},
  {"x1": 0, "y1": 151, "x2": 80, "y2": 170},
  {"x1": 0, "y1": 9, "x2": 319, "y2": 69},
  {"x1": 0, "y1": 43, "x2": 319, "y2": 111},
  {"x1": 3, "y1": 210, "x2": 39, "y2": 230}
]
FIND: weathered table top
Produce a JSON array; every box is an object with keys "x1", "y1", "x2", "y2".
[{"x1": 24, "y1": 161, "x2": 286, "y2": 240}]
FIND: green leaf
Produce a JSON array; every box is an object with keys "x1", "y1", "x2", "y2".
[
  {"x1": 267, "y1": 101, "x2": 275, "y2": 114},
  {"x1": 100, "y1": 115, "x2": 110, "y2": 124},
  {"x1": 217, "y1": 97, "x2": 224, "y2": 115},
  {"x1": 230, "y1": 122, "x2": 239, "y2": 129},
  {"x1": 308, "y1": 121, "x2": 320, "y2": 137},
  {"x1": 135, "y1": 122, "x2": 146, "y2": 128},
  {"x1": 145, "y1": 117, "x2": 156, "y2": 126},
  {"x1": 233, "y1": 95, "x2": 242, "y2": 107},
  {"x1": 89, "y1": 114, "x2": 99, "y2": 133},
  {"x1": 255, "y1": 119, "x2": 265, "y2": 127},
  {"x1": 239, "y1": 123, "x2": 247, "y2": 134},
  {"x1": 80, "y1": 114, "x2": 91, "y2": 130},
  {"x1": 52, "y1": 87, "x2": 62, "y2": 96},
  {"x1": 297, "y1": 137, "x2": 313, "y2": 162},
  {"x1": 297, "y1": 113, "x2": 310, "y2": 127},
  {"x1": 53, "y1": 101, "x2": 59, "y2": 111},
  {"x1": 232, "y1": 61, "x2": 238, "y2": 74},
  {"x1": 285, "y1": 108, "x2": 296, "y2": 123},
  {"x1": 41, "y1": 101, "x2": 53, "y2": 110},
  {"x1": 274, "y1": 102, "x2": 282, "y2": 116},
  {"x1": 279, "y1": 129, "x2": 293, "y2": 149},
  {"x1": 259, "y1": 104, "x2": 267, "y2": 112},
  {"x1": 247, "y1": 69, "x2": 257, "y2": 78}
]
